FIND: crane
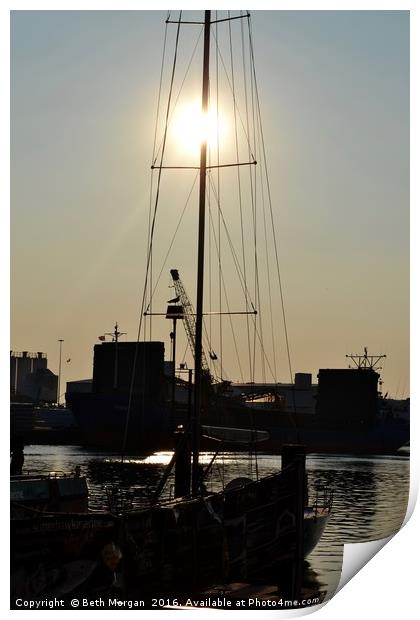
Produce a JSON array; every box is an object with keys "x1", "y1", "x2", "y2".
[{"x1": 169, "y1": 269, "x2": 212, "y2": 377}]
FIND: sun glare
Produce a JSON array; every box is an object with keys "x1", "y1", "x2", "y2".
[{"x1": 171, "y1": 99, "x2": 227, "y2": 156}]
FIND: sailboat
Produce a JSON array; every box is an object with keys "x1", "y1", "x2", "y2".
[{"x1": 11, "y1": 11, "x2": 332, "y2": 604}]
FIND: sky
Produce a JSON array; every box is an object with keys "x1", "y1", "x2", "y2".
[{"x1": 10, "y1": 9, "x2": 409, "y2": 398}]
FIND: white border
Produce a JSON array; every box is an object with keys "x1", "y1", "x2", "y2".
[{"x1": 3, "y1": 1, "x2": 417, "y2": 617}]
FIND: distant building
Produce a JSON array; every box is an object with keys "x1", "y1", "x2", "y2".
[
  {"x1": 230, "y1": 373, "x2": 317, "y2": 414},
  {"x1": 10, "y1": 351, "x2": 58, "y2": 403}
]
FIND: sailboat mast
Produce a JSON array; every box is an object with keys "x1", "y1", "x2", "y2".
[{"x1": 192, "y1": 9, "x2": 211, "y2": 496}]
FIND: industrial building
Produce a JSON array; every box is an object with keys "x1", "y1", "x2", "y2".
[{"x1": 10, "y1": 351, "x2": 58, "y2": 403}]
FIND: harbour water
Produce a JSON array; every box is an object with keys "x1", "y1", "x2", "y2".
[{"x1": 22, "y1": 445, "x2": 409, "y2": 600}]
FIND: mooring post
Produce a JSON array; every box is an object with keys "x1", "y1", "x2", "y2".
[
  {"x1": 174, "y1": 425, "x2": 192, "y2": 498},
  {"x1": 278, "y1": 444, "x2": 306, "y2": 600}
]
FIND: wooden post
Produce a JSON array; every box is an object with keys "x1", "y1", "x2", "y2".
[
  {"x1": 174, "y1": 370, "x2": 193, "y2": 498},
  {"x1": 278, "y1": 444, "x2": 306, "y2": 600},
  {"x1": 174, "y1": 425, "x2": 191, "y2": 498}
]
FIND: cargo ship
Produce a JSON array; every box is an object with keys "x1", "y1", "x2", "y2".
[
  {"x1": 67, "y1": 340, "x2": 408, "y2": 455},
  {"x1": 66, "y1": 340, "x2": 173, "y2": 453}
]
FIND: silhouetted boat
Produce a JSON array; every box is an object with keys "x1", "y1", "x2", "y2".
[{"x1": 11, "y1": 11, "x2": 332, "y2": 603}]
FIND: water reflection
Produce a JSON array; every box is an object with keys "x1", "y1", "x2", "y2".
[
  {"x1": 304, "y1": 453, "x2": 409, "y2": 596},
  {"x1": 22, "y1": 446, "x2": 409, "y2": 599}
]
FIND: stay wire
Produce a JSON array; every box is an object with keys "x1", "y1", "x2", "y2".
[
  {"x1": 215, "y1": 11, "x2": 223, "y2": 382},
  {"x1": 210, "y1": 29, "x2": 256, "y2": 162},
  {"x1": 248, "y1": 15, "x2": 294, "y2": 388},
  {"x1": 208, "y1": 171, "x2": 277, "y2": 382},
  {"x1": 145, "y1": 172, "x2": 199, "y2": 309},
  {"x1": 248, "y1": 15, "x2": 299, "y2": 436},
  {"x1": 148, "y1": 20, "x2": 170, "y2": 338},
  {"x1": 152, "y1": 27, "x2": 204, "y2": 167},
  {"x1": 241, "y1": 12, "x2": 263, "y2": 385},
  {"x1": 151, "y1": 18, "x2": 169, "y2": 166},
  {"x1": 247, "y1": 19, "x2": 277, "y2": 381},
  {"x1": 207, "y1": 173, "x2": 255, "y2": 316},
  {"x1": 228, "y1": 13, "x2": 252, "y2": 381},
  {"x1": 207, "y1": 192, "x2": 245, "y2": 382}
]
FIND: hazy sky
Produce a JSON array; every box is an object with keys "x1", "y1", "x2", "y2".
[{"x1": 10, "y1": 10, "x2": 409, "y2": 398}]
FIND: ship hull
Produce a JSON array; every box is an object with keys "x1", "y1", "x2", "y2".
[
  {"x1": 212, "y1": 421, "x2": 410, "y2": 455},
  {"x1": 67, "y1": 391, "x2": 173, "y2": 453},
  {"x1": 200, "y1": 399, "x2": 409, "y2": 455},
  {"x1": 68, "y1": 392, "x2": 409, "y2": 454}
]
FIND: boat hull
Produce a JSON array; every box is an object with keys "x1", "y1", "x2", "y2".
[
  {"x1": 11, "y1": 512, "x2": 118, "y2": 599},
  {"x1": 11, "y1": 466, "x2": 329, "y2": 598},
  {"x1": 11, "y1": 506, "x2": 327, "y2": 599},
  {"x1": 304, "y1": 508, "x2": 330, "y2": 557}
]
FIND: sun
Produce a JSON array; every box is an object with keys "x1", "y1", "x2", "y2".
[{"x1": 171, "y1": 98, "x2": 227, "y2": 156}]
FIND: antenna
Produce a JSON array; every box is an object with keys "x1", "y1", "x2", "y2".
[{"x1": 346, "y1": 348, "x2": 386, "y2": 371}]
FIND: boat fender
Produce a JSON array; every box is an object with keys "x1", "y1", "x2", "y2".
[
  {"x1": 224, "y1": 477, "x2": 253, "y2": 491},
  {"x1": 101, "y1": 542, "x2": 122, "y2": 571}
]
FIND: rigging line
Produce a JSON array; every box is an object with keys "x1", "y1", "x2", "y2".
[
  {"x1": 248, "y1": 15, "x2": 294, "y2": 388},
  {"x1": 207, "y1": 306, "x2": 274, "y2": 387},
  {"x1": 228, "y1": 12, "x2": 253, "y2": 381},
  {"x1": 207, "y1": 144, "x2": 213, "y2": 376},
  {"x1": 256, "y1": 272, "x2": 266, "y2": 383},
  {"x1": 257, "y1": 127, "x2": 277, "y2": 380},
  {"x1": 241, "y1": 12, "x2": 260, "y2": 383},
  {"x1": 207, "y1": 193, "x2": 223, "y2": 380},
  {"x1": 148, "y1": 19, "x2": 169, "y2": 336},
  {"x1": 215, "y1": 11, "x2": 223, "y2": 381},
  {"x1": 149, "y1": 13, "x2": 184, "y2": 340},
  {"x1": 148, "y1": 172, "x2": 199, "y2": 305},
  {"x1": 207, "y1": 173, "x2": 256, "y2": 313},
  {"x1": 210, "y1": 29, "x2": 256, "y2": 162},
  {"x1": 207, "y1": 208, "x2": 245, "y2": 382},
  {"x1": 151, "y1": 18, "x2": 169, "y2": 166},
  {"x1": 166, "y1": 14, "x2": 251, "y2": 25},
  {"x1": 247, "y1": 20, "x2": 299, "y2": 437},
  {"x1": 248, "y1": 106, "x2": 266, "y2": 383},
  {"x1": 211, "y1": 13, "x2": 250, "y2": 25},
  {"x1": 247, "y1": 18, "x2": 276, "y2": 382},
  {"x1": 206, "y1": 184, "x2": 245, "y2": 382},
  {"x1": 241, "y1": 296, "x2": 277, "y2": 381},
  {"x1": 152, "y1": 162, "x2": 256, "y2": 170},
  {"x1": 121, "y1": 12, "x2": 183, "y2": 463},
  {"x1": 147, "y1": 170, "x2": 153, "y2": 338},
  {"x1": 153, "y1": 27, "x2": 203, "y2": 167},
  {"x1": 202, "y1": 179, "x2": 224, "y2": 382}
]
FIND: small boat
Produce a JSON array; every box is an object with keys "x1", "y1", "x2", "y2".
[{"x1": 11, "y1": 469, "x2": 88, "y2": 518}]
